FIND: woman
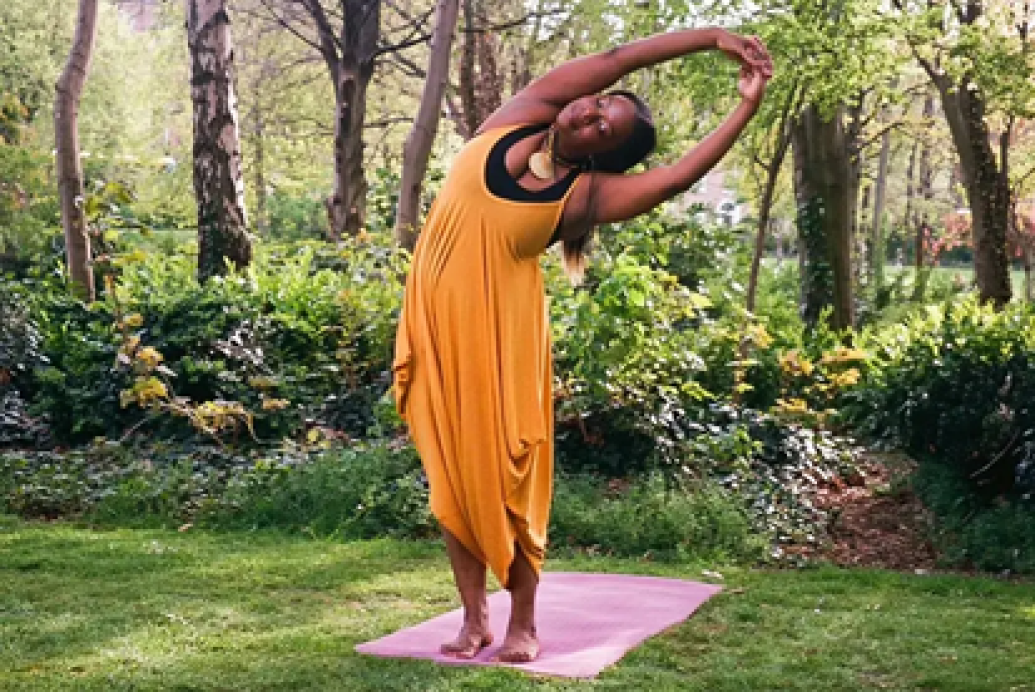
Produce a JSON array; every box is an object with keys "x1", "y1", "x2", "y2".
[{"x1": 393, "y1": 28, "x2": 772, "y2": 663}]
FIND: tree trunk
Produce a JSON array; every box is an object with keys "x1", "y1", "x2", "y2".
[
  {"x1": 454, "y1": 0, "x2": 504, "y2": 139},
  {"x1": 745, "y1": 161, "x2": 781, "y2": 315},
  {"x1": 912, "y1": 93, "x2": 935, "y2": 300},
  {"x1": 187, "y1": 0, "x2": 251, "y2": 282},
  {"x1": 745, "y1": 86, "x2": 798, "y2": 314},
  {"x1": 252, "y1": 79, "x2": 268, "y2": 236},
  {"x1": 324, "y1": 0, "x2": 380, "y2": 240},
  {"x1": 1025, "y1": 245, "x2": 1033, "y2": 302},
  {"x1": 932, "y1": 74, "x2": 1012, "y2": 306},
  {"x1": 845, "y1": 102, "x2": 865, "y2": 302},
  {"x1": 870, "y1": 126, "x2": 891, "y2": 288},
  {"x1": 55, "y1": 0, "x2": 99, "y2": 301},
  {"x1": 395, "y1": 0, "x2": 460, "y2": 250},
  {"x1": 792, "y1": 104, "x2": 854, "y2": 329},
  {"x1": 903, "y1": 138, "x2": 917, "y2": 259}
]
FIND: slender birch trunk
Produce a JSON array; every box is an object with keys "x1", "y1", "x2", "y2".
[
  {"x1": 187, "y1": 0, "x2": 251, "y2": 282},
  {"x1": 55, "y1": 0, "x2": 100, "y2": 301},
  {"x1": 870, "y1": 127, "x2": 891, "y2": 288}
]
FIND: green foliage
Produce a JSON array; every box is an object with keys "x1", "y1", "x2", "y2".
[
  {"x1": 0, "y1": 284, "x2": 48, "y2": 446},
  {"x1": 549, "y1": 212, "x2": 756, "y2": 476},
  {"x1": 892, "y1": 2, "x2": 1035, "y2": 119},
  {"x1": 543, "y1": 213, "x2": 865, "y2": 556},
  {"x1": 1, "y1": 438, "x2": 771, "y2": 560},
  {"x1": 0, "y1": 96, "x2": 60, "y2": 266},
  {"x1": 11, "y1": 236, "x2": 407, "y2": 444},
  {"x1": 0, "y1": 2, "x2": 69, "y2": 121},
  {"x1": 204, "y1": 443, "x2": 433, "y2": 539},
  {"x1": 0, "y1": 440, "x2": 433, "y2": 540},
  {"x1": 22, "y1": 278, "x2": 131, "y2": 441},
  {"x1": 550, "y1": 473, "x2": 765, "y2": 561},
  {"x1": 0, "y1": 283, "x2": 44, "y2": 393},
  {"x1": 263, "y1": 191, "x2": 326, "y2": 241},
  {"x1": 684, "y1": 405, "x2": 862, "y2": 558},
  {"x1": 77, "y1": 3, "x2": 193, "y2": 226},
  {"x1": 913, "y1": 461, "x2": 1035, "y2": 574},
  {"x1": 551, "y1": 249, "x2": 713, "y2": 475},
  {"x1": 845, "y1": 297, "x2": 1035, "y2": 503},
  {"x1": 1, "y1": 0, "x2": 195, "y2": 245},
  {"x1": 856, "y1": 265, "x2": 971, "y2": 328}
]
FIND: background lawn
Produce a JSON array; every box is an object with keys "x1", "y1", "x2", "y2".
[{"x1": 2, "y1": 516, "x2": 1033, "y2": 691}]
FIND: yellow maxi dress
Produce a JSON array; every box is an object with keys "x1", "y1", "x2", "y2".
[{"x1": 393, "y1": 124, "x2": 579, "y2": 588}]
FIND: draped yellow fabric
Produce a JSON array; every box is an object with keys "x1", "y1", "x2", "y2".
[{"x1": 393, "y1": 125, "x2": 577, "y2": 588}]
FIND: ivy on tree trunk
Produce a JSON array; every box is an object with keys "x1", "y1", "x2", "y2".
[
  {"x1": 891, "y1": 0, "x2": 1014, "y2": 307},
  {"x1": 941, "y1": 82, "x2": 1013, "y2": 306},
  {"x1": 792, "y1": 104, "x2": 854, "y2": 329}
]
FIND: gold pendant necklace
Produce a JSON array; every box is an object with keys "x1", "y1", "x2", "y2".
[
  {"x1": 528, "y1": 150, "x2": 555, "y2": 180},
  {"x1": 528, "y1": 128, "x2": 556, "y2": 180}
]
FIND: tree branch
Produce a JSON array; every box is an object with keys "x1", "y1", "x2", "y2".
[
  {"x1": 381, "y1": 49, "x2": 429, "y2": 78},
  {"x1": 255, "y1": 0, "x2": 325, "y2": 55},
  {"x1": 298, "y1": 0, "x2": 343, "y2": 60},
  {"x1": 375, "y1": 33, "x2": 436, "y2": 59}
]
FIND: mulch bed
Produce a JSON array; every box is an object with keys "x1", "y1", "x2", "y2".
[{"x1": 808, "y1": 457, "x2": 940, "y2": 572}]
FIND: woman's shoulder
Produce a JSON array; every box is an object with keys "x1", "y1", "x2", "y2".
[
  {"x1": 473, "y1": 121, "x2": 544, "y2": 140},
  {"x1": 477, "y1": 96, "x2": 561, "y2": 134}
]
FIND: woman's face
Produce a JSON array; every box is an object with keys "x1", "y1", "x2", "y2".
[{"x1": 555, "y1": 93, "x2": 637, "y2": 161}]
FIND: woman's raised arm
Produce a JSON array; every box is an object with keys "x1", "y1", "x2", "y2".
[
  {"x1": 563, "y1": 65, "x2": 769, "y2": 228},
  {"x1": 480, "y1": 29, "x2": 772, "y2": 132}
]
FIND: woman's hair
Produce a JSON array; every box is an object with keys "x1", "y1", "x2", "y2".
[
  {"x1": 561, "y1": 90, "x2": 657, "y2": 283},
  {"x1": 592, "y1": 90, "x2": 657, "y2": 173}
]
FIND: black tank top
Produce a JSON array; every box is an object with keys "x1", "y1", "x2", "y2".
[{"x1": 484, "y1": 123, "x2": 580, "y2": 246}]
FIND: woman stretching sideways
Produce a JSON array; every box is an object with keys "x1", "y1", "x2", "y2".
[{"x1": 394, "y1": 27, "x2": 773, "y2": 663}]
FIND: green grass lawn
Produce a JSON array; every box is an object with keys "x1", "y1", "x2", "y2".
[
  {"x1": 761, "y1": 259, "x2": 1031, "y2": 300},
  {"x1": 2, "y1": 515, "x2": 1033, "y2": 691},
  {"x1": 895, "y1": 265, "x2": 1029, "y2": 299}
]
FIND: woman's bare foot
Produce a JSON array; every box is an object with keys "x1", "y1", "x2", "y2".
[
  {"x1": 492, "y1": 625, "x2": 539, "y2": 663},
  {"x1": 440, "y1": 623, "x2": 493, "y2": 659}
]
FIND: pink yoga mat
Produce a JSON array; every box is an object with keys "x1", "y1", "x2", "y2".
[{"x1": 355, "y1": 571, "x2": 723, "y2": 679}]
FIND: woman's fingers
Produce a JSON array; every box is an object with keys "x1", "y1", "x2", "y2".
[
  {"x1": 718, "y1": 32, "x2": 774, "y2": 79},
  {"x1": 738, "y1": 65, "x2": 768, "y2": 103},
  {"x1": 745, "y1": 36, "x2": 773, "y2": 77}
]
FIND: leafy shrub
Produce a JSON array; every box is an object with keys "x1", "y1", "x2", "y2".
[
  {"x1": 854, "y1": 265, "x2": 970, "y2": 328},
  {"x1": 0, "y1": 445, "x2": 158, "y2": 519},
  {"x1": 550, "y1": 472, "x2": 765, "y2": 561},
  {"x1": 203, "y1": 443, "x2": 433, "y2": 539},
  {"x1": 16, "y1": 236, "x2": 406, "y2": 444},
  {"x1": 0, "y1": 390, "x2": 49, "y2": 448},
  {"x1": 0, "y1": 94, "x2": 61, "y2": 267},
  {"x1": 844, "y1": 298, "x2": 1035, "y2": 501},
  {"x1": 18, "y1": 277, "x2": 132, "y2": 441},
  {"x1": 0, "y1": 441, "x2": 433, "y2": 539},
  {"x1": 594, "y1": 208, "x2": 748, "y2": 294},
  {"x1": 685, "y1": 405, "x2": 862, "y2": 555},
  {"x1": 2, "y1": 440, "x2": 769, "y2": 562},
  {"x1": 912, "y1": 461, "x2": 1035, "y2": 574},
  {"x1": 550, "y1": 250, "x2": 713, "y2": 476},
  {"x1": 0, "y1": 284, "x2": 50, "y2": 446},
  {"x1": 264, "y1": 191, "x2": 326, "y2": 241}
]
